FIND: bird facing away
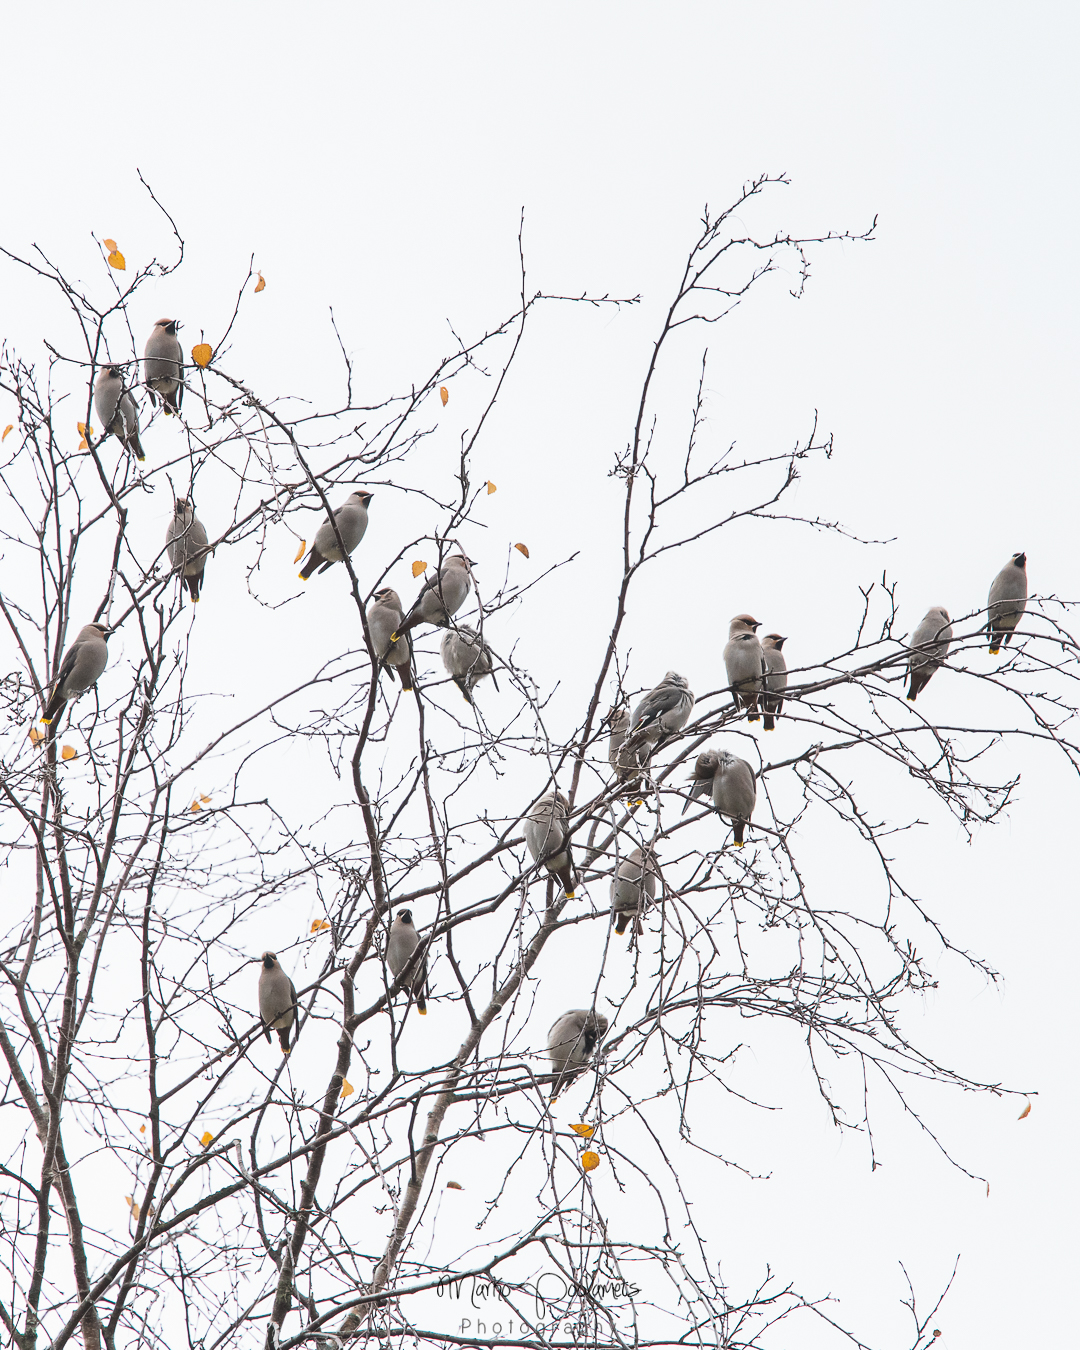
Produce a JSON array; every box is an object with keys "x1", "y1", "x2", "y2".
[
  {"x1": 761, "y1": 634, "x2": 788, "y2": 731},
  {"x1": 547, "y1": 1010, "x2": 608, "y2": 1088},
  {"x1": 298, "y1": 491, "x2": 373, "y2": 580},
  {"x1": 623, "y1": 672, "x2": 695, "y2": 753},
  {"x1": 367, "y1": 588, "x2": 413, "y2": 690},
  {"x1": 986, "y1": 552, "x2": 1028, "y2": 655},
  {"x1": 687, "y1": 749, "x2": 757, "y2": 847},
  {"x1": 525, "y1": 791, "x2": 576, "y2": 898},
  {"x1": 394, "y1": 555, "x2": 475, "y2": 639},
  {"x1": 93, "y1": 365, "x2": 144, "y2": 462},
  {"x1": 41, "y1": 623, "x2": 110, "y2": 726},
  {"x1": 610, "y1": 845, "x2": 660, "y2": 936},
  {"x1": 723, "y1": 614, "x2": 765, "y2": 722},
  {"x1": 441, "y1": 625, "x2": 496, "y2": 704},
  {"x1": 143, "y1": 318, "x2": 183, "y2": 413},
  {"x1": 906, "y1": 607, "x2": 953, "y2": 701},
  {"x1": 386, "y1": 909, "x2": 428, "y2": 1014},
  {"x1": 607, "y1": 705, "x2": 650, "y2": 785},
  {"x1": 166, "y1": 499, "x2": 209, "y2": 603},
  {"x1": 258, "y1": 952, "x2": 298, "y2": 1053}
]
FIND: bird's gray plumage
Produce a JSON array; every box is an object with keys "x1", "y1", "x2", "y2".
[
  {"x1": 906, "y1": 607, "x2": 953, "y2": 701},
  {"x1": 761, "y1": 634, "x2": 788, "y2": 731},
  {"x1": 687, "y1": 749, "x2": 756, "y2": 846},
  {"x1": 395, "y1": 555, "x2": 475, "y2": 638},
  {"x1": 607, "y1": 705, "x2": 649, "y2": 784},
  {"x1": 299, "y1": 491, "x2": 373, "y2": 580},
  {"x1": 144, "y1": 318, "x2": 183, "y2": 413},
  {"x1": 441, "y1": 625, "x2": 496, "y2": 704},
  {"x1": 723, "y1": 615, "x2": 765, "y2": 722},
  {"x1": 623, "y1": 672, "x2": 695, "y2": 752},
  {"x1": 166, "y1": 498, "x2": 209, "y2": 603},
  {"x1": 367, "y1": 588, "x2": 413, "y2": 690},
  {"x1": 547, "y1": 1009, "x2": 608, "y2": 1087},
  {"x1": 93, "y1": 365, "x2": 144, "y2": 461},
  {"x1": 258, "y1": 951, "x2": 297, "y2": 1052},
  {"x1": 525, "y1": 791, "x2": 576, "y2": 897},
  {"x1": 610, "y1": 845, "x2": 660, "y2": 936},
  {"x1": 386, "y1": 909, "x2": 428, "y2": 1014},
  {"x1": 41, "y1": 623, "x2": 109, "y2": 726},
  {"x1": 986, "y1": 552, "x2": 1028, "y2": 654}
]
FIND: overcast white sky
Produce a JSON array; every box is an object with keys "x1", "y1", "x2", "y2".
[{"x1": 2, "y1": 4, "x2": 1078, "y2": 1347}]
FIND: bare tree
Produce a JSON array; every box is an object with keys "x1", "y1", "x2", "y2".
[{"x1": 0, "y1": 174, "x2": 1072, "y2": 1350}]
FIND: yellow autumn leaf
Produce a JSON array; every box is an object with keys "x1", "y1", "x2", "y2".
[
  {"x1": 310, "y1": 919, "x2": 331, "y2": 933},
  {"x1": 191, "y1": 343, "x2": 213, "y2": 368},
  {"x1": 293, "y1": 539, "x2": 306, "y2": 565},
  {"x1": 61, "y1": 745, "x2": 77, "y2": 761},
  {"x1": 254, "y1": 272, "x2": 266, "y2": 293},
  {"x1": 124, "y1": 1196, "x2": 140, "y2": 1219},
  {"x1": 103, "y1": 238, "x2": 118, "y2": 251},
  {"x1": 200, "y1": 793, "x2": 211, "y2": 803},
  {"x1": 77, "y1": 421, "x2": 93, "y2": 450},
  {"x1": 340, "y1": 1079, "x2": 354, "y2": 1099},
  {"x1": 411, "y1": 559, "x2": 428, "y2": 578},
  {"x1": 200, "y1": 1131, "x2": 214, "y2": 1147},
  {"x1": 190, "y1": 800, "x2": 202, "y2": 812},
  {"x1": 107, "y1": 250, "x2": 126, "y2": 271},
  {"x1": 581, "y1": 1151, "x2": 600, "y2": 1173},
  {"x1": 28, "y1": 725, "x2": 43, "y2": 745},
  {"x1": 139, "y1": 1124, "x2": 146, "y2": 1134},
  {"x1": 439, "y1": 386, "x2": 448, "y2": 406},
  {"x1": 570, "y1": 1123, "x2": 594, "y2": 1139},
  {"x1": 1018, "y1": 1100, "x2": 1031, "y2": 1120},
  {"x1": 446, "y1": 1181, "x2": 464, "y2": 1191},
  {"x1": 2, "y1": 425, "x2": 12, "y2": 441},
  {"x1": 514, "y1": 542, "x2": 530, "y2": 558},
  {"x1": 486, "y1": 481, "x2": 496, "y2": 494}
]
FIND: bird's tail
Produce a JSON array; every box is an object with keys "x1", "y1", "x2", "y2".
[
  {"x1": 732, "y1": 820, "x2": 746, "y2": 847},
  {"x1": 128, "y1": 428, "x2": 145, "y2": 462},
  {"x1": 186, "y1": 573, "x2": 202, "y2": 603},
  {"x1": 298, "y1": 547, "x2": 324, "y2": 581}
]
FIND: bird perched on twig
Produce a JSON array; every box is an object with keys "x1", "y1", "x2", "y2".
[
  {"x1": 723, "y1": 615, "x2": 765, "y2": 721},
  {"x1": 622, "y1": 672, "x2": 695, "y2": 754},
  {"x1": 761, "y1": 634, "x2": 788, "y2": 731},
  {"x1": 40, "y1": 623, "x2": 110, "y2": 728},
  {"x1": 298, "y1": 491, "x2": 373, "y2": 580},
  {"x1": 143, "y1": 318, "x2": 183, "y2": 413},
  {"x1": 386, "y1": 909, "x2": 428, "y2": 1014},
  {"x1": 525, "y1": 791, "x2": 577, "y2": 898},
  {"x1": 441, "y1": 625, "x2": 497, "y2": 704},
  {"x1": 906, "y1": 607, "x2": 953, "y2": 701},
  {"x1": 607, "y1": 705, "x2": 649, "y2": 785},
  {"x1": 94, "y1": 365, "x2": 144, "y2": 462},
  {"x1": 258, "y1": 952, "x2": 298, "y2": 1053},
  {"x1": 367, "y1": 588, "x2": 413, "y2": 690},
  {"x1": 166, "y1": 498, "x2": 209, "y2": 603},
  {"x1": 546, "y1": 1009, "x2": 608, "y2": 1092},
  {"x1": 393, "y1": 554, "x2": 475, "y2": 639},
  {"x1": 686, "y1": 749, "x2": 757, "y2": 847},
  {"x1": 610, "y1": 845, "x2": 660, "y2": 936},
  {"x1": 985, "y1": 553, "x2": 1027, "y2": 655}
]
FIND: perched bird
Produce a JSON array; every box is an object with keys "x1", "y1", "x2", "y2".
[
  {"x1": 41, "y1": 623, "x2": 110, "y2": 726},
  {"x1": 367, "y1": 588, "x2": 413, "y2": 690},
  {"x1": 93, "y1": 365, "x2": 144, "y2": 462},
  {"x1": 258, "y1": 952, "x2": 298, "y2": 1053},
  {"x1": 143, "y1": 318, "x2": 183, "y2": 413},
  {"x1": 906, "y1": 607, "x2": 953, "y2": 701},
  {"x1": 298, "y1": 491, "x2": 373, "y2": 580},
  {"x1": 610, "y1": 845, "x2": 660, "y2": 936},
  {"x1": 761, "y1": 634, "x2": 788, "y2": 732},
  {"x1": 686, "y1": 749, "x2": 757, "y2": 847},
  {"x1": 723, "y1": 615, "x2": 765, "y2": 722},
  {"x1": 441, "y1": 625, "x2": 496, "y2": 703},
  {"x1": 986, "y1": 552, "x2": 1028, "y2": 655},
  {"x1": 623, "y1": 672, "x2": 695, "y2": 753},
  {"x1": 525, "y1": 791, "x2": 576, "y2": 897},
  {"x1": 166, "y1": 498, "x2": 209, "y2": 603},
  {"x1": 547, "y1": 1009, "x2": 608, "y2": 1087},
  {"x1": 607, "y1": 705, "x2": 649, "y2": 784},
  {"x1": 386, "y1": 909, "x2": 428, "y2": 1014},
  {"x1": 394, "y1": 555, "x2": 475, "y2": 639}
]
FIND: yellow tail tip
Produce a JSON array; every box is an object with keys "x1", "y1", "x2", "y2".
[
  {"x1": 906, "y1": 695, "x2": 916, "y2": 702},
  {"x1": 389, "y1": 633, "x2": 399, "y2": 643},
  {"x1": 734, "y1": 842, "x2": 744, "y2": 849},
  {"x1": 989, "y1": 647, "x2": 1000, "y2": 655},
  {"x1": 40, "y1": 717, "x2": 53, "y2": 725},
  {"x1": 419, "y1": 1009, "x2": 428, "y2": 1016},
  {"x1": 564, "y1": 890, "x2": 576, "y2": 899},
  {"x1": 298, "y1": 573, "x2": 308, "y2": 582}
]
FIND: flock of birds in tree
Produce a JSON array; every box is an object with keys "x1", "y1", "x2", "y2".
[{"x1": 40, "y1": 318, "x2": 1031, "y2": 1088}]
